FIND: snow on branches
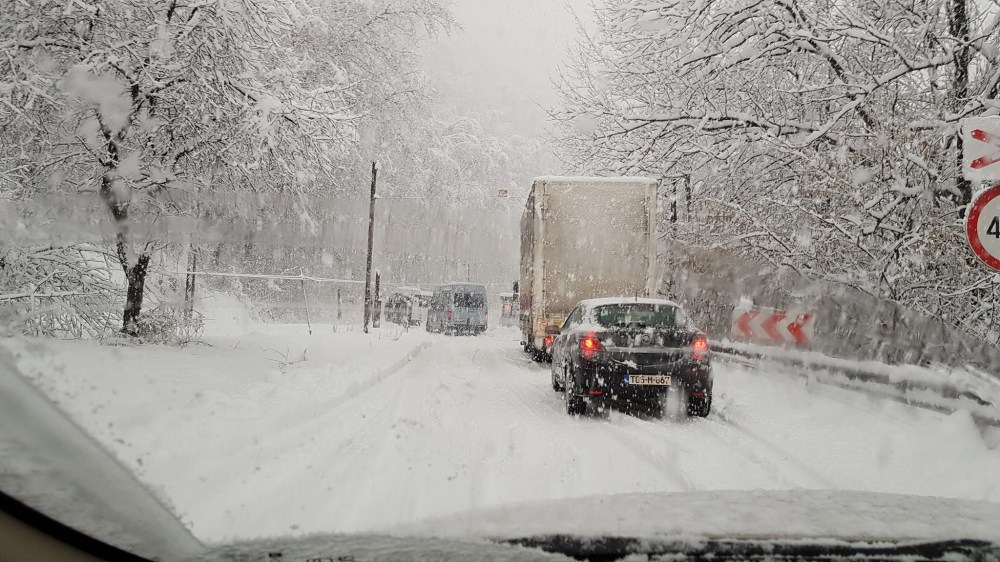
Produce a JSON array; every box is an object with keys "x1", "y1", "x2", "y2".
[
  {"x1": 0, "y1": 245, "x2": 117, "y2": 338},
  {"x1": 1, "y1": 0, "x2": 452, "y2": 337},
  {"x1": 553, "y1": 0, "x2": 1000, "y2": 345}
]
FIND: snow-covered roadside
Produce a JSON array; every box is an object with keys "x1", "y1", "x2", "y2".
[
  {"x1": 2, "y1": 324, "x2": 1000, "y2": 546},
  {"x1": 0, "y1": 321, "x2": 432, "y2": 534},
  {"x1": 713, "y1": 339, "x2": 1000, "y2": 421}
]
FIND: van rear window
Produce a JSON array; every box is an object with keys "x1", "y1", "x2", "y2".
[{"x1": 455, "y1": 292, "x2": 486, "y2": 308}]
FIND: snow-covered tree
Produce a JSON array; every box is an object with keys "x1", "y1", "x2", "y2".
[
  {"x1": 0, "y1": 244, "x2": 117, "y2": 337},
  {"x1": 553, "y1": 0, "x2": 1000, "y2": 345},
  {"x1": 1, "y1": 0, "x2": 452, "y2": 336}
]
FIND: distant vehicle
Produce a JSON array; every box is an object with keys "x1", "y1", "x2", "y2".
[
  {"x1": 426, "y1": 283, "x2": 488, "y2": 335},
  {"x1": 395, "y1": 285, "x2": 432, "y2": 308},
  {"x1": 519, "y1": 176, "x2": 658, "y2": 361},
  {"x1": 498, "y1": 291, "x2": 519, "y2": 327},
  {"x1": 549, "y1": 298, "x2": 712, "y2": 418},
  {"x1": 384, "y1": 292, "x2": 422, "y2": 326}
]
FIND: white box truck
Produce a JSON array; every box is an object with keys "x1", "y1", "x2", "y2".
[{"x1": 519, "y1": 176, "x2": 658, "y2": 360}]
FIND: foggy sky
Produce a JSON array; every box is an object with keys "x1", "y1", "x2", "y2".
[{"x1": 422, "y1": 0, "x2": 593, "y2": 134}]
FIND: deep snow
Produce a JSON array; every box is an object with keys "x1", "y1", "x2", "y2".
[{"x1": 3, "y1": 317, "x2": 1000, "y2": 545}]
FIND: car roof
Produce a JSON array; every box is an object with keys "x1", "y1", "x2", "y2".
[{"x1": 577, "y1": 297, "x2": 681, "y2": 308}]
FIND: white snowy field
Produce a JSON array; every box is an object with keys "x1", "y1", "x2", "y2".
[{"x1": 3, "y1": 321, "x2": 1000, "y2": 545}]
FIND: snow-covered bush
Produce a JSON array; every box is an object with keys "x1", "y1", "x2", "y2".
[
  {"x1": 0, "y1": 245, "x2": 117, "y2": 338},
  {"x1": 134, "y1": 305, "x2": 204, "y2": 346}
]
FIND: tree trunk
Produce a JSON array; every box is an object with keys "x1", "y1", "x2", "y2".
[
  {"x1": 122, "y1": 252, "x2": 151, "y2": 336},
  {"x1": 99, "y1": 169, "x2": 151, "y2": 337},
  {"x1": 184, "y1": 247, "x2": 197, "y2": 320},
  {"x1": 952, "y1": 0, "x2": 972, "y2": 208}
]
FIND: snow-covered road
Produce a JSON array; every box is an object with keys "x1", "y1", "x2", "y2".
[{"x1": 5, "y1": 325, "x2": 1000, "y2": 544}]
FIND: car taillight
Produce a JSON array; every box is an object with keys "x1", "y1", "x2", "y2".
[
  {"x1": 692, "y1": 337, "x2": 708, "y2": 360},
  {"x1": 447, "y1": 310, "x2": 453, "y2": 320},
  {"x1": 580, "y1": 333, "x2": 604, "y2": 358},
  {"x1": 544, "y1": 335, "x2": 553, "y2": 348}
]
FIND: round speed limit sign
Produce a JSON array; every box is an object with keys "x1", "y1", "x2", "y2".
[{"x1": 967, "y1": 184, "x2": 1000, "y2": 271}]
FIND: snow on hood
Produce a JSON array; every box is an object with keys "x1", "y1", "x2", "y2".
[{"x1": 392, "y1": 490, "x2": 1000, "y2": 543}]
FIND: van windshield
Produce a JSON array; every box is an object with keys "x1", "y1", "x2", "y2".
[{"x1": 455, "y1": 292, "x2": 486, "y2": 308}]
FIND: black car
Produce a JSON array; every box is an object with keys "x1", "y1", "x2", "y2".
[{"x1": 549, "y1": 298, "x2": 712, "y2": 418}]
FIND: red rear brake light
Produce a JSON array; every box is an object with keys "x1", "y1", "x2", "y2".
[
  {"x1": 580, "y1": 333, "x2": 604, "y2": 358},
  {"x1": 692, "y1": 337, "x2": 708, "y2": 360},
  {"x1": 448, "y1": 310, "x2": 453, "y2": 320},
  {"x1": 544, "y1": 335, "x2": 553, "y2": 348}
]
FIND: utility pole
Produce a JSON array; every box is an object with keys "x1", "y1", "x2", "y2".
[
  {"x1": 363, "y1": 161, "x2": 377, "y2": 333},
  {"x1": 373, "y1": 272, "x2": 381, "y2": 329}
]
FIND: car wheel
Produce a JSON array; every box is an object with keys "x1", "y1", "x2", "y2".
[
  {"x1": 687, "y1": 391, "x2": 712, "y2": 418},
  {"x1": 564, "y1": 368, "x2": 586, "y2": 416}
]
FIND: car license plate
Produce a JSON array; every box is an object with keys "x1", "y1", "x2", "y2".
[{"x1": 626, "y1": 374, "x2": 671, "y2": 385}]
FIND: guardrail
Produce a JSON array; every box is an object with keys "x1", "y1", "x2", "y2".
[{"x1": 710, "y1": 340, "x2": 1000, "y2": 428}]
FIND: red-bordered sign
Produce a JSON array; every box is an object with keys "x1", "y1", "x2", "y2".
[
  {"x1": 966, "y1": 184, "x2": 1000, "y2": 271},
  {"x1": 962, "y1": 118, "x2": 1000, "y2": 182},
  {"x1": 731, "y1": 305, "x2": 815, "y2": 347}
]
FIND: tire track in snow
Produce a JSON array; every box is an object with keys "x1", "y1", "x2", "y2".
[
  {"x1": 700, "y1": 408, "x2": 835, "y2": 489},
  {"x1": 495, "y1": 344, "x2": 833, "y2": 492},
  {"x1": 169, "y1": 338, "x2": 436, "y2": 471},
  {"x1": 252, "y1": 338, "x2": 436, "y2": 439},
  {"x1": 483, "y1": 340, "x2": 732, "y2": 495},
  {"x1": 185, "y1": 330, "x2": 925, "y2": 537}
]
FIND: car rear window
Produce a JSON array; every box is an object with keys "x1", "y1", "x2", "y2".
[
  {"x1": 593, "y1": 304, "x2": 678, "y2": 328},
  {"x1": 455, "y1": 292, "x2": 486, "y2": 308}
]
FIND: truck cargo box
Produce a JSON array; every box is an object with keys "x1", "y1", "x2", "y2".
[{"x1": 519, "y1": 176, "x2": 657, "y2": 358}]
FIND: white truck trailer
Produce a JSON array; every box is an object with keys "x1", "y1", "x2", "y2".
[{"x1": 519, "y1": 176, "x2": 658, "y2": 360}]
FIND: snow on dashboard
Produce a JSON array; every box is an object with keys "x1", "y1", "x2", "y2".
[{"x1": 395, "y1": 489, "x2": 1000, "y2": 543}]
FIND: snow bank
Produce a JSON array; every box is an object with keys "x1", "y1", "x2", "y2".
[
  {"x1": 713, "y1": 339, "x2": 1000, "y2": 424},
  {"x1": 195, "y1": 290, "x2": 262, "y2": 337},
  {"x1": 0, "y1": 324, "x2": 429, "y2": 541}
]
